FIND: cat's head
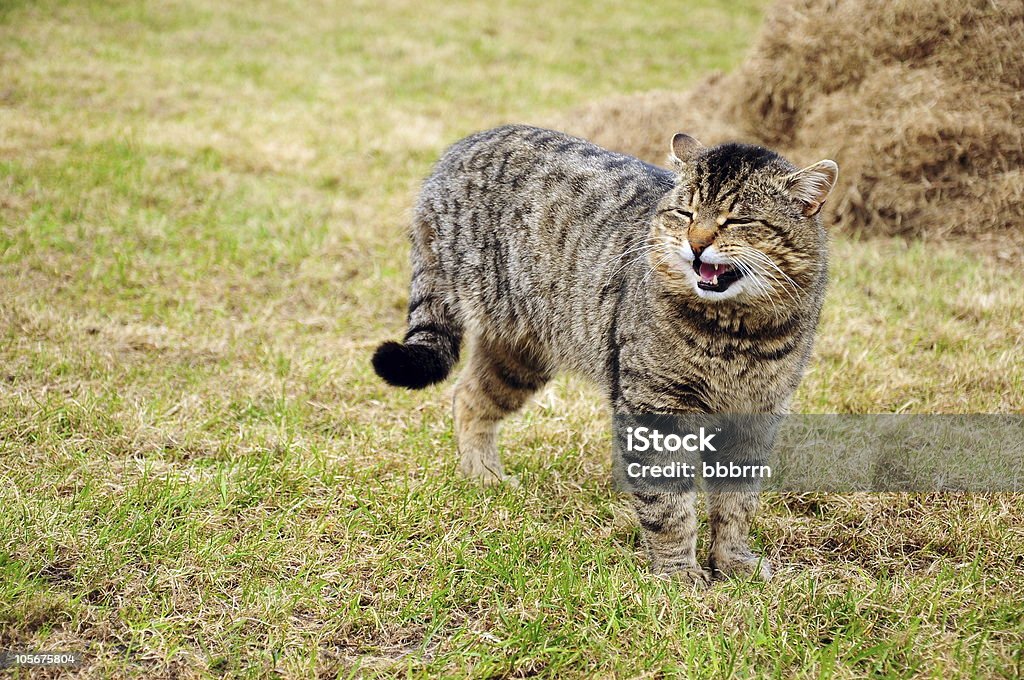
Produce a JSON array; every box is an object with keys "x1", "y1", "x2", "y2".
[{"x1": 650, "y1": 133, "x2": 837, "y2": 309}]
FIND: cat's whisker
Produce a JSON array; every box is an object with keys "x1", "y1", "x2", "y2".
[
  {"x1": 733, "y1": 260, "x2": 784, "y2": 320},
  {"x1": 750, "y1": 257, "x2": 800, "y2": 296},
  {"x1": 744, "y1": 263, "x2": 797, "y2": 308},
  {"x1": 736, "y1": 246, "x2": 802, "y2": 293},
  {"x1": 731, "y1": 248, "x2": 802, "y2": 308},
  {"x1": 606, "y1": 242, "x2": 663, "y2": 280},
  {"x1": 601, "y1": 241, "x2": 650, "y2": 268},
  {"x1": 640, "y1": 249, "x2": 679, "y2": 289},
  {"x1": 750, "y1": 270, "x2": 796, "y2": 315},
  {"x1": 600, "y1": 237, "x2": 664, "y2": 269},
  {"x1": 732, "y1": 256, "x2": 792, "y2": 318},
  {"x1": 603, "y1": 237, "x2": 685, "y2": 284},
  {"x1": 640, "y1": 248, "x2": 678, "y2": 283},
  {"x1": 734, "y1": 262, "x2": 771, "y2": 306}
]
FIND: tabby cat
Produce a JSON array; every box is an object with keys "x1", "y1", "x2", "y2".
[{"x1": 373, "y1": 125, "x2": 837, "y2": 586}]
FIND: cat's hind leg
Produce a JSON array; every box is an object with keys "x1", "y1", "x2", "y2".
[{"x1": 453, "y1": 335, "x2": 550, "y2": 486}]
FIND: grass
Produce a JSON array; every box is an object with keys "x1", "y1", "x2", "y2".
[{"x1": 1, "y1": 0, "x2": 1023, "y2": 677}]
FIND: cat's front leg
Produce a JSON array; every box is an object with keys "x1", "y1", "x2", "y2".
[
  {"x1": 614, "y1": 409, "x2": 709, "y2": 586},
  {"x1": 631, "y1": 491, "x2": 710, "y2": 588},
  {"x1": 707, "y1": 489, "x2": 772, "y2": 581},
  {"x1": 705, "y1": 416, "x2": 775, "y2": 581}
]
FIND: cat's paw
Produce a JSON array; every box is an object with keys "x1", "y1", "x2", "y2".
[
  {"x1": 652, "y1": 565, "x2": 712, "y2": 591},
  {"x1": 472, "y1": 473, "x2": 519, "y2": 487},
  {"x1": 460, "y1": 465, "x2": 520, "y2": 487},
  {"x1": 496, "y1": 473, "x2": 521, "y2": 488},
  {"x1": 710, "y1": 553, "x2": 773, "y2": 582}
]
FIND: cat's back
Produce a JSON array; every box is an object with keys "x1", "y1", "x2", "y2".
[{"x1": 422, "y1": 124, "x2": 674, "y2": 214}]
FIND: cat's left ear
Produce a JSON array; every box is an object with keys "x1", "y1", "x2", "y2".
[
  {"x1": 783, "y1": 160, "x2": 839, "y2": 217},
  {"x1": 668, "y1": 133, "x2": 703, "y2": 171}
]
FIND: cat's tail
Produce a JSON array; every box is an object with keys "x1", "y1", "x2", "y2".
[
  {"x1": 372, "y1": 291, "x2": 461, "y2": 389},
  {"x1": 372, "y1": 217, "x2": 462, "y2": 389}
]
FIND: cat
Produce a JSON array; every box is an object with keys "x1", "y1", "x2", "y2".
[{"x1": 372, "y1": 124, "x2": 837, "y2": 587}]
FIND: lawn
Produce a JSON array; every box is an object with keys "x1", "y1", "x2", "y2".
[{"x1": 1, "y1": 0, "x2": 1022, "y2": 677}]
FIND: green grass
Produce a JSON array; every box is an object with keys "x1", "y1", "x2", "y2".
[{"x1": 2, "y1": 0, "x2": 1023, "y2": 677}]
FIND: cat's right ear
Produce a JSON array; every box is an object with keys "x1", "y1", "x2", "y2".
[{"x1": 668, "y1": 133, "x2": 703, "y2": 171}]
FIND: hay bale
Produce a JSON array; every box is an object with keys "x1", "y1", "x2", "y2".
[
  {"x1": 559, "y1": 74, "x2": 744, "y2": 165},
  {"x1": 555, "y1": 0, "x2": 1024, "y2": 244}
]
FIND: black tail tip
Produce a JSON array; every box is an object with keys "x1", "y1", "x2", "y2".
[{"x1": 372, "y1": 341, "x2": 452, "y2": 389}]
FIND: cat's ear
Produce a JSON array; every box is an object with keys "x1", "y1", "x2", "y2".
[
  {"x1": 784, "y1": 160, "x2": 839, "y2": 217},
  {"x1": 668, "y1": 133, "x2": 703, "y2": 170}
]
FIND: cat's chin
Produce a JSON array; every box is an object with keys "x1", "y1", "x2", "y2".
[{"x1": 691, "y1": 284, "x2": 745, "y2": 302}]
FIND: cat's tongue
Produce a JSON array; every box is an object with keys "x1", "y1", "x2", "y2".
[{"x1": 699, "y1": 262, "x2": 731, "y2": 282}]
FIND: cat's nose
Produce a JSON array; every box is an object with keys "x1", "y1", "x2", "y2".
[{"x1": 688, "y1": 227, "x2": 716, "y2": 257}]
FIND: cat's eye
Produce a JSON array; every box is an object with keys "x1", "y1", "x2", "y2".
[
  {"x1": 722, "y1": 217, "x2": 758, "y2": 227},
  {"x1": 671, "y1": 209, "x2": 693, "y2": 221}
]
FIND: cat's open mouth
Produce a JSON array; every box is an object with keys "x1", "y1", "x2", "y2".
[{"x1": 693, "y1": 260, "x2": 743, "y2": 293}]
